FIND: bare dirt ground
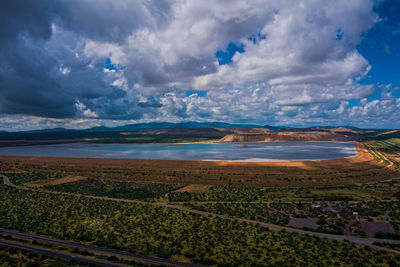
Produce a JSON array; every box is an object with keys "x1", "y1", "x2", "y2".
[
  {"x1": 288, "y1": 218, "x2": 319, "y2": 229},
  {"x1": 360, "y1": 221, "x2": 395, "y2": 238},
  {"x1": 27, "y1": 175, "x2": 87, "y2": 187}
]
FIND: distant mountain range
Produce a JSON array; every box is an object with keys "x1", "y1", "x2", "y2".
[
  {"x1": 0, "y1": 121, "x2": 396, "y2": 145},
  {"x1": 15, "y1": 122, "x2": 368, "y2": 134},
  {"x1": 0, "y1": 121, "x2": 271, "y2": 141},
  {"x1": 2, "y1": 121, "x2": 277, "y2": 134},
  {"x1": 87, "y1": 121, "x2": 270, "y2": 132},
  {"x1": 0, "y1": 121, "x2": 383, "y2": 136}
]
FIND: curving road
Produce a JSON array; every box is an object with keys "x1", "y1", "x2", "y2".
[
  {"x1": 2, "y1": 174, "x2": 400, "y2": 255},
  {"x1": 0, "y1": 229, "x2": 199, "y2": 267},
  {"x1": 0, "y1": 239, "x2": 127, "y2": 267}
]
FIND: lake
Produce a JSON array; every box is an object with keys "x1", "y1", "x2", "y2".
[{"x1": 0, "y1": 141, "x2": 357, "y2": 162}]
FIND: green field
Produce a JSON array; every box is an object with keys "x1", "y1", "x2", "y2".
[{"x1": 1, "y1": 185, "x2": 400, "y2": 266}]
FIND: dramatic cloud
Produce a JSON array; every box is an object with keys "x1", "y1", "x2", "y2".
[{"x1": 0, "y1": 0, "x2": 398, "y2": 130}]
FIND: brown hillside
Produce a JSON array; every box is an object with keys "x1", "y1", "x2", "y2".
[{"x1": 219, "y1": 132, "x2": 349, "y2": 142}]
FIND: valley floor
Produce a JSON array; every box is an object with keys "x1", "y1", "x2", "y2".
[{"x1": 0, "y1": 139, "x2": 400, "y2": 266}]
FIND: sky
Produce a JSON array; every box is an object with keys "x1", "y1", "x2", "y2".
[{"x1": 0, "y1": 0, "x2": 399, "y2": 131}]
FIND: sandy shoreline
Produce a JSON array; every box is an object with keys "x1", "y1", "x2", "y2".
[{"x1": 215, "y1": 142, "x2": 373, "y2": 166}]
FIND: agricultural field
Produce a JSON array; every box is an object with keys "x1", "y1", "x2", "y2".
[
  {"x1": 1, "y1": 185, "x2": 400, "y2": 266},
  {"x1": 43, "y1": 178, "x2": 182, "y2": 200}
]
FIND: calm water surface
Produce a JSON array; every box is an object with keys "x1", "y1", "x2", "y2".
[{"x1": 0, "y1": 141, "x2": 357, "y2": 162}]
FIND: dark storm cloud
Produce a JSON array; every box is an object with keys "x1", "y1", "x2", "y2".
[
  {"x1": 55, "y1": 0, "x2": 172, "y2": 42},
  {"x1": 0, "y1": 1, "x2": 74, "y2": 118},
  {"x1": 1, "y1": 0, "x2": 398, "y2": 130},
  {"x1": 0, "y1": 0, "x2": 170, "y2": 119},
  {"x1": 0, "y1": 34, "x2": 125, "y2": 118},
  {"x1": 0, "y1": 0, "x2": 55, "y2": 42}
]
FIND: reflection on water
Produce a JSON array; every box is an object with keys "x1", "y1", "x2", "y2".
[{"x1": 0, "y1": 141, "x2": 357, "y2": 162}]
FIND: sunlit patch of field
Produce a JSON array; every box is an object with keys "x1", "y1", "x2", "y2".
[
  {"x1": 387, "y1": 138, "x2": 400, "y2": 145},
  {"x1": 26, "y1": 175, "x2": 87, "y2": 187},
  {"x1": 173, "y1": 184, "x2": 211, "y2": 192}
]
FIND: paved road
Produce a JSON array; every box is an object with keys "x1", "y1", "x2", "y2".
[
  {"x1": 0, "y1": 229, "x2": 199, "y2": 267},
  {"x1": 2, "y1": 174, "x2": 400, "y2": 255},
  {"x1": 0, "y1": 239, "x2": 127, "y2": 267}
]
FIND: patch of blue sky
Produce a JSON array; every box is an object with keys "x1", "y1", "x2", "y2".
[
  {"x1": 367, "y1": 90, "x2": 383, "y2": 102},
  {"x1": 215, "y1": 33, "x2": 267, "y2": 65},
  {"x1": 248, "y1": 32, "x2": 267, "y2": 44},
  {"x1": 104, "y1": 58, "x2": 125, "y2": 71},
  {"x1": 216, "y1": 42, "x2": 245, "y2": 65},
  {"x1": 357, "y1": 0, "x2": 400, "y2": 87},
  {"x1": 392, "y1": 90, "x2": 400, "y2": 98},
  {"x1": 186, "y1": 91, "x2": 207, "y2": 97},
  {"x1": 347, "y1": 99, "x2": 360, "y2": 107}
]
